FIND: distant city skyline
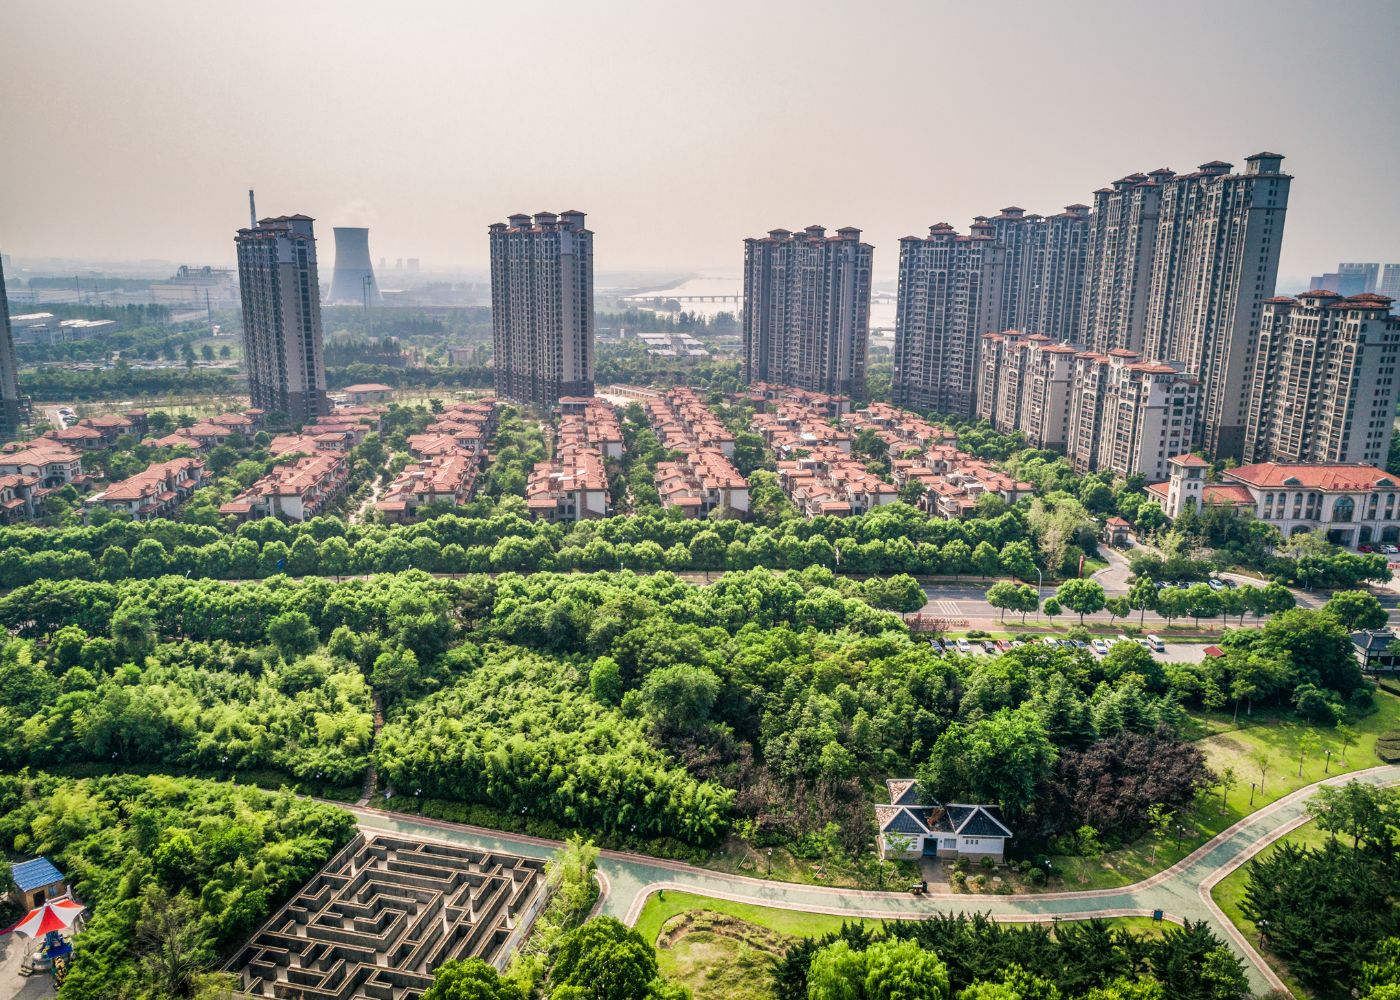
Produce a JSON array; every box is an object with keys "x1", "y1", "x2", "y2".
[{"x1": 2, "y1": 0, "x2": 1397, "y2": 286}]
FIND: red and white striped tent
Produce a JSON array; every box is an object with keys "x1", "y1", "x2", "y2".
[{"x1": 11, "y1": 898, "x2": 85, "y2": 938}]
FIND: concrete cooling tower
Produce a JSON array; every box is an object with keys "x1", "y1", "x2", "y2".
[{"x1": 329, "y1": 227, "x2": 382, "y2": 304}]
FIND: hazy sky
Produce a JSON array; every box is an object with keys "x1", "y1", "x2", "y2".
[{"x1": 3, "y1": 0, "x2": 1398, "y2": 285}]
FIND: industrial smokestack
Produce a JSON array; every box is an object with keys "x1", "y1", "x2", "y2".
[
  {"x1": 329, "y1": 227, "x2": 382, "y2": 305},
  {"x1": 248, "y1": 189, "x2": 257, "y2": 228}
]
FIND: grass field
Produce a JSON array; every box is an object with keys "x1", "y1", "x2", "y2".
[
  {"x1": 1210, "y1": 819, "x2": 1331, "y2": 997},
  {"x1": 1048, "y1": 689, "x2": 1400, "y2": 890}
]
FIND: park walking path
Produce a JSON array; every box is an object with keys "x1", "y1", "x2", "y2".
[{"x1": 347, "y1": 763, "x2": 1400, "y2": 995}]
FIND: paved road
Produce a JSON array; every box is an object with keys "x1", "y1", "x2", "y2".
[
  {"x1": 348, "y1": 764, "x2": 1400, "y2": 995},
  {"x1": 917, "y1": 546, "x2": 1326, "y2": 631}
]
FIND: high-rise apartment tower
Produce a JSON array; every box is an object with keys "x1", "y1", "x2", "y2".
[
  {"x1": 743, "y1": 225, "x2": 873, "y2": 398},
  {"x1": 1243, "y1": 291, "x2": 1400, "y2": 467},
  {"x1": 234, "y1": 214, "x2": 330, "y2": 425},
  {"x1": 488, "y1": 211, "x2": 594, "y2": 407},
  {"x1": 892, "y1": 222, "x2": 1003, "y2": 417},
  {"x1": 1081, "y1": 153, "x2": 1290, "y2": 460}
]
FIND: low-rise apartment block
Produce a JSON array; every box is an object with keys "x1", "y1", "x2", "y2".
[
  {"x1": 220, "y1": 452, "x2": 349, "y2": 523},
  {"x1": 525, "y1": 443, "x2": 610, "y2": 522},
  {"x1": 1149, "y1": 457, "x2": 1400, "y2": 548},
  {"x1": 86, "y1": 457, "x2": 205, "y2": 521}
]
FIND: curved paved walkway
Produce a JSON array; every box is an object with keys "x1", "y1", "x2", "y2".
[{"x1": 349, "y1": 764, "x2": 1400, "y2": 995}]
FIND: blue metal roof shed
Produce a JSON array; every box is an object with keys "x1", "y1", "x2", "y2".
[{"x1": 11, "y1": 857, "x2": 65, "y2": 892}]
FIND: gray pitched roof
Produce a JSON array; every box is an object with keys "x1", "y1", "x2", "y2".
[
  {"x1": 949, "y1": 804, "x2": 1014, "y2": 838},
  {"x1": 887, "y1": 778, "x2": 923, "y2": 807}
]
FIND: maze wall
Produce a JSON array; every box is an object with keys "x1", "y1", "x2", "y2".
[{"x1": 230, "y1": 833, "x2": 548, "y2": 1000}]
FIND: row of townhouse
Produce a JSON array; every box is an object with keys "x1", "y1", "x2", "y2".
[
  {"x1": 0, "y1": 442, "x2": 86, "y2": 488},
  {"x1": 220, "y1": 453, "x2": 350, "y2": 523},
  {"x1": 376, "y1": 401, "x2": 498, "y2": 522},
  {"x1": 559, "y1": 397, "x2": 625, "y2": 458},
  {"x1": 743, "y1": 382, "x2": 852, "y2": 420},
  {"x1": 219, "y1": 404, "x2": 388, "y2": 523},
  {"x1": 840, "y1": 401, "x2": 955, "y2": 457},
  {"x1": 526, "y1": 443, "x2": 610, "y2": 522},
  {"x1": 644, "y1": 386, "x2": 736, "y2": 458},
  {"x1": 641, "y1": 388, "x2": 748, "y2": 517},
  {"x1": 751, "y1": 401, "x2": 854, "y2": 459},
  {"x1": 142, "y1": 410, "x2": 268, "y2": 452},
  {"x1": 85, "y1": 457, "x2": 206, "y2": 521},
  {"x1": 891, "y1": 444, "x2": 1035, "y2": 519},
  {"x1": 776, "y1": 445, "x2": 897, "y2": 517}
]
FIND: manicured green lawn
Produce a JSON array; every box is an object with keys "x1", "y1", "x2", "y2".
[
  {"x1": 634, "y1": 890, "x2": 878, "y2": 948},
  {"x1": 1047, "y1": 690, "x2": 1400, "y2": 891},
  {"x1": 1210, "y1": 820, "x2": 1331, "y2": 998}
]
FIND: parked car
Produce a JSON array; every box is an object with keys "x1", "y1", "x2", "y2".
[
  {"x1": 1146, "y1": 634, "x2": 1166, "y2": 652},
  {"x1": 1360, "y1": 545, "x2": 1375, "y2": 553},
  {"x1": 956, "y1": 638, "x2": 972, "y2": 653},
  {"x1": 1011, "y1": 640, "x2": 1026, "y2": 649},
  {"x1": 1073, "y1": 639, "x2": 1090, "y2": 649},
  {"x1": 1092, "y1": 639, "x2": 1109, "y2": 654},
  {"x1": 982, "y1": 641, "x2": 998, "y2": 654},
  {"x1": 1207, "y1": 579, "x2": 1225, "y2": 591},
  {"x1": 1383, "y1": 544, "x2": 1400, "y2": 555},
  {"x1": 994, "y1": 639, "x2": 1012, "y2": 652},
  {"x1": 1136, "y1": 638, "x2": 1153, "y2": 650}
]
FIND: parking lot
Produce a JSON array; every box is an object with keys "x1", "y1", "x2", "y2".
[{"x1": 931, "y1": 635, "x2": 1212, "y2": 665}]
